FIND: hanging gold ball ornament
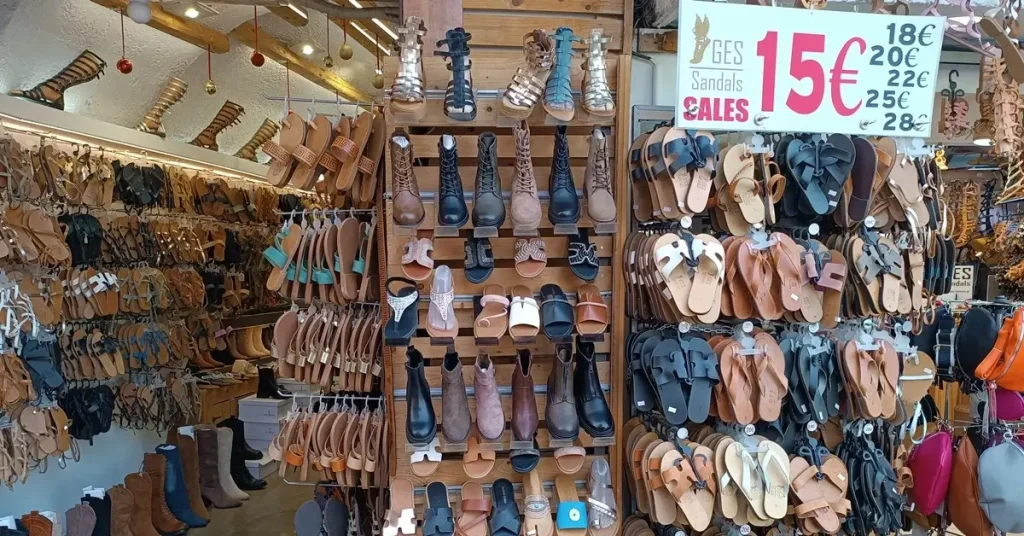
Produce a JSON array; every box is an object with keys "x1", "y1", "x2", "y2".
[
  {"x1": 338, "y1": 44, "x2": 354, "y2": 60},
  {"x1": 323, "y1": 55, "x2": 335, "y2": 68},
  {"x1": 372, "y1": 73, "x2": 385, "y2": 89},
  {"x1": 204, "y1": 80, "x2": 217, "y2": 95}
]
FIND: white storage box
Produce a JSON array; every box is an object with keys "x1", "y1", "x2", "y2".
[
  {"x1": 237, "y1": 395, "x2": 289, "y2": 424},
  {"x1": 246, "y1": 454, "x2": 278, "y2": 479},
  {"x1": 246, "y1": 437, "x2": 272, "y2": 453},
  {"x1": 244, "y1": 418, "x2": 285, "y2": 442}
]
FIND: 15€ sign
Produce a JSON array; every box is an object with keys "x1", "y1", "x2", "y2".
[{"x1": 675, "y1": 0, "x2": 945, "y2": 136}]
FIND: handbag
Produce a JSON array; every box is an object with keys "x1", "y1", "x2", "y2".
[
  {"x1": 994, "y1": 387, "x2": 1024, "y2": 421},
  {"x1": 947, "y1": 435, "x2": 993, "y2": 536},
  {"x1": 978, "y1": 437, "x2": 1024, "y2": 532},
  {"x1": 907, "y1": 428, "x2": 953, "y2": 515}
]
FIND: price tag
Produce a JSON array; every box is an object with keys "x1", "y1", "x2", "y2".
[{"x1": 675, "y1": 0, "x2": 944, "y2": 136}]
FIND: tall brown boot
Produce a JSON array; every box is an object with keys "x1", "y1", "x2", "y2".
[
  {"x1": 234, "y1": 119, "x2": 279, "y2": 161},
  {"x1": 142, "y1": 453, "x2": 190, "y2": 535},
  {"x1": 8, "y1": 50, "x2": 106, "y2": 110},
  {"x1": 196, "y1": 426, "x2": 243, "y2": 509},
  {"x1": 124, "y1": 473, "x2": 161, "y2": 536},
  {"x1": 177, "y1": 435, "x2": 212, "y2": 522},
  {"x1": 190, "y1": 100, "x2": 245, "y2": 151},
  {"x1": 107, "y1": 485, "x2": 136, "y2": 536},
  {"x1": 137, "y1": 77, "x2": 188, "y2": 138}
]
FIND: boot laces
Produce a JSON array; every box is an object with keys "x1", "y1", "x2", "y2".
[
  {"x1": 394, "y1": 150, "x2": 416, "y2": 193},
  {"x1": 514, "y1": 132, "x2": 533, "y2": 194},
  {"x1": 592, "y1": 144, "x2": 611, "y2": 191},
  {"x1": 478, "y1": 145, "x2": 496, "y2": 192},
  {"x1": 439, "y1": 149, "x2": 460, "y2": 197}
]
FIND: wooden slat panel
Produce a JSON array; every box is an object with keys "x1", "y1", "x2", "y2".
[
  {"x1": 394, "y1": 394, "x2": 551, "y2": 425},
  {"x1": 463, "y1": 0, "x2": 625, "y2": 14},
  {"x1": 385, "y1": 97, "x2": 614, "y2": 127},
  {"x1": 388, "y1": 235, "x2": 614, "y2": 261},
  {"x1": 397, "y1": 429, "x2": 600, "y2": 454},
  {"x1": 407, "y1": 135, "x2": 614, "y2": 159},
  {"x1": 385, "y1": 53, "x2": 619, "y2": 91},
  {"x1": 390, "y1": 267, "x2": 612, "y2": 295},
  {"x1": 403, "y1": 0, "x2": 463, "y2": 56},
  {"x1": 393, "y1": 362, "x2": 610, "y2": 390},
  {"x1": 395, "y1": 456, "x2": 601, "y2": 486},
  {"x1": 462, "y1": 13, "x2": 623, "y2": 50},
  {"x1": 394, "y1": 165, "x2": 589, "y2": 194},
  {"x1": 400, "y1": 337, "x2": 611, "y2": 359},
  {"x1": 384, "y1": 201, "x2": 603, "y2": 231}
]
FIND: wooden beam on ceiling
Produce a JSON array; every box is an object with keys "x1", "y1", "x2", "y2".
[
  {"x1": 89, "y1": 0, "x2": 230, "y2": 53},
  {"x1": 329, "y1": 17, "x2": 392, "y2": 61},
  {"x1": 267, "y1": 5, "x2": 310, "y2": 26},
  {"x1": 229, "y1": 22, "x2": 373, "y2": 102},
  {"x1": 331, "y1": 1, "x2": 395, "y2": 49}
]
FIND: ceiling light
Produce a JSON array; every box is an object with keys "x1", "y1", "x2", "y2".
[
  {"x1": 287, "y1": 3, "x2": 308, "y2": 19},
  {"x1": 184, "y1": 7, "x2": 200, "y2": 18},
  {"x1": 352, "y1": 22, "x2": 391, "y2": 55},
  {"x1": 301, "y1": 44, "x2": 314, "y2": 55},
  {"x1": 347, "y1": 0, "x2": 364, "y2": 8},
  {"x1": 974, "y1": 137, "x2": 993, "y2": 147},
  {"x1": 372, "y1": 18, "x2": 398, "y2": 40}
]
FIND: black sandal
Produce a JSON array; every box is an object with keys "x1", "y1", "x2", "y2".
[
  {"x1": 434, "y1": 28, "x2": 477, "y2": 121},
  {"x1": 568, "y1": 229, "x2": 599, "y2": 282},
  {"x1": 385, "y1": 277, "x2": 420, "y2": 346},
  {"x1": 464, "y1": 238, "x2": 494, "y2": 284},
  {"x1": 539, "y1": 284, "x2": 574, "y2": 342}
]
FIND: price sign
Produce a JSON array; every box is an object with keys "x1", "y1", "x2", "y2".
[
  {"x1": 939, "y1": 264, "x2": 975, "y2": 302},
  {"x1": 675, "y1": 1, "x2": 945, "y2": 136}
]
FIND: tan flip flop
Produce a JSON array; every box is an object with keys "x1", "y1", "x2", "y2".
[
  {"x1": 757, "y1": 440, "x2": 789, "y2": 519},
  {"x1": 264, "y1": 113, "x2": 306, "y2": 187},
  {"x1": 523, "y1": 470, "x2": 555, "y2": 536}
]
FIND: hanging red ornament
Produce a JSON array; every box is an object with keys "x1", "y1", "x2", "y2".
[
  {"x1": 118, "y1": 8, "x2": 132, "y2": 74},
  {"x1": 250, "y1": 7, "x2": 265, "y2": 67}
]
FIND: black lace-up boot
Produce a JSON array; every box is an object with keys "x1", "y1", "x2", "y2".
[
  {"x1": 436, "y1": 134, "x2": 469, "y2": 227},
  {"x1": 548, "y1": 125, "x2": 581, "y2": 224},
  {"x1": 472, "y1": 133, "x2": 505, "y2": 228}
]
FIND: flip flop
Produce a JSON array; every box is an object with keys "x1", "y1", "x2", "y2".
[
  {"x1": 384, "y1": 278, "x2": 419, "y2": 346},
  {"x1": 265, "y1": 224, "x2": 303, "y2": 292},
  {"x1": 427, "y1": 265, "x2": 458, "y2": 340},
  {"x1": 758, "y1": 440, "x2": 789, "y2": 519},
  {"x1": 509, "y1": 285, "x2": 540, "y2": 343},
  {"x1": 264, "y1": 113, "x2": 306, "y2": 187},
  {"x1": 523, "y1": 470, "x2": 554, "y2": 536},
  {"x1": 688, "y1": 233, "x2": 725, "y2": 319},
  {"x1": 725, "y1": 441, "x2": 768, "y2": 519}
]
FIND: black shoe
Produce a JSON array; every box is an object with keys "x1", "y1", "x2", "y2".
[
  {"x1": 217, "y1": 417, "x2": 264, "y2": 460},
  {"x1": 548, "y1": 125, "x2": 581, "y2": 225},
  {"x1": 471, "y1": 132, "x2": 505, "y2": 228},
  {"x1": 405, "y1": 346, "x2": 437, "y2": 444},
  {"x1": 81, "y1": 495, "x2": 112, "y2": 536},
  {"x1": 437, "y1": 134, "x2": 468, "y2": 227},
  {"x1": 228, "y1": 445, "x2": 267, "y2": 491},
  {"x1": 257, "y1": 367, "x2": 287, "y2": 399},
  {"x1": 573, "y1": 337, "x2": 613, "y2": 438}
]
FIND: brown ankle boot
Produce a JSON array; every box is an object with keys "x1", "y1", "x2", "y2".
[
  {"x1": 124, "y1": 473, "x2": 161, "y2": 536},
  {"x1": 197, "y1": 427, "x2": 242, "y2": 509},
  {"x1": 137, "y1": 77, "x2": 187, "y2": 138},
  {"x1": 390, "y1": 131, "x2": 425, "y2": 226},
  {"x1": 234, "y1": 119, "x2": 279, "y2": 161},
  {"x1": 8, "y1": 50, "x2": 106, "y2": 110},
  {"x1": 107, "y1": 485, "x2": 136, "y2": 536},
  {"x1": 177, "y1": 435, "x2": 212, "y2": 522},
  {"x1": 190, "y1": 100, "x2": 245, "y2": 151},
  {"x1": 142, "y1": 453, "x2": 189, "y2": 534}
]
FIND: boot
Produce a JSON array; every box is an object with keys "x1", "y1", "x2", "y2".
[
  {"x1": 390, "y1": 132, "x2": 425, "y2": 227},
  {"x1": 435, "y1": 28, "x2": 476, "y2": 121},
  {"x1": 216, "y1": 428, "x2": 250, "y2": 500},
  {"x1": 81, "y1": 495, "x2": 111, "y2": 536},
  {"x1": 440, "y1": 350, "x2": 471, "y2": 444},
  {"x1": 574, "y1": 338, "x2": 614, "y2": 437},
  {"x1": 257, "y1": 367, "x2": 286, "y2": 399},
  {"x1": 65, "y1": 504, "x2": 97, "y2": 536},
  {"x1": 249, "y1": 327, "x2": 271, "y2": 357},
  {"x1": 543, "y1": 28, "x2": 580, "y2": 121},
  {"x1": 237, "y1": 329, "x2": 261, "y2": 358},
  {"x1": 196, "y1": 427, "x2": 243, "y2": 509},
  {"x1": 500, "y1": 30, "x2": 554, "y2": 119},
  {"x1": 18, "y1": 512, "x2": 51, "y2": 536},
  {"x1": 548, "y1": 125, "x2": 581, "y2": 225},
  {"x1": 545, "y1": 343, "x2": 579, "y2": 440},
  {"x1": 234, "y1": 119, "x2": 279, "y2": 161},
  {"x1": 8, "y1": 50, "x2": 106, "y2": 110},
  {"x1": 580, "y1": 29, "x2": 615, "y2": 117},
  {"x1": 189, "y1": 100, "x2": 245, "y2": 151},
  {"x1": 175, "y1": 436, "x2": 211, "y2": 522},
  {"x1": 156, "y1": 445, "x2": 208, "y2": 527},
  {"x1": 436, "y1": 134, "x2": 468, "y2": 228},
  {"x1": 217, "y1": 417, "x2": 264, "y2": 460},
  {"x1": 141, "y1": 453, "x2": 189, "y2": 535},
  {"x1": 584, "y1": 127, "x2": 616, "y2": 225},
  {"x1": 390, "y1": 16, "x2": 427, "y2": 113},
  {"x1": 510, "y1": 122, "x2": 542, "y2": 230},
  {"x1": 107, "y1": 485, "x2": 135, "y2": 536},
  {"x1": 137, "y1": 77, "x2": 188, "y2": 137},
  {"x1": 406, "y1": 346, "x2": 437, "y2": 444},
  {"x1": 472, "y1": 132, "x2": 505, "y2": 228},
  {"x1": 124, "y1": 473, "x2": 163, "y2": 536}
]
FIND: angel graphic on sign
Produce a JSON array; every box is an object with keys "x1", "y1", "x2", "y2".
[{"x1": 691, "y1": 15, "x2": 711, "y2": 64}]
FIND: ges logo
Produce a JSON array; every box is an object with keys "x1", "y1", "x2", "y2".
[{"x1": 682, "y1": 15, "x2": 749, "y2": 124}]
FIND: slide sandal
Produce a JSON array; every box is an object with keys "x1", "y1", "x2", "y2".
[
  {"x1": 555, "y1": 476, "x2": 588, "y2": 536},
  {"x1": 424, "y1": 482, "x2": 455, "y2": 536},
  {"x1": 334, "y1": 112, "x2": 374, "y2": 192},
  {"x1": 540, "y1": 284, "x2": 574, "y2": 341},
  {"x1": 263, "y1": 113, "x2": 306, "y2": 187},
  {"x1": 456, "y1": 482, "x2": 489, "y2": 536},
  {"x1": 489, "y1": 479, "x2": 521, "y2": 536},
  {"x1": 682, "y1": 336, "x2": 718, "y2": 423},
  {"x1": 651, "y1": 338, "x2": 688, "y2": 425},
  {"x1": 354, "y1": 113, "x2": 387, "y2": 206},
  {"x1": 289, "y1": 115, "x2": 334, "y2": 190}
]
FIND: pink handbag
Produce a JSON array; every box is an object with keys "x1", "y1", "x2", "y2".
[
  {"x1": 908, "y1": 429, "x2": 953, "y2": 515},
  {"x1": 995, "y1": 388, "x2": 1024, "y2": 421}
]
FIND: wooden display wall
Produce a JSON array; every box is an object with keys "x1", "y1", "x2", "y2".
[{"x1": 381, "y1": 0, "x2": 633, "y2": 526}]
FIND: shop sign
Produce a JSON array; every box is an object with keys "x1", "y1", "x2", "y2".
[
  {"x1": 939, "y1": 264, "x2": 975, "y2": 303},
  {"x1": 675, "y1": 0, "x2": 945, "y2": 137}
]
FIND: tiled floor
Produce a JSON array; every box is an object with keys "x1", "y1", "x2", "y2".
[{"x1": 192, "y1": 476, "x2": 310, "y2": 536}]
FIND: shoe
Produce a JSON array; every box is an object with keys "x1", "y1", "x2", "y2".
[
  {"x1": 137, "y1": 78, "x2": 188, "y2": 137},
  {"x1": 545, "y1": 344, "x2": 579, "y2": 440},
  {"x1": 584, "y1": 127, "x2": 616, "y2": 224},
  {"x1": 215, "y1": 428, "x2": 250, "y2": 501},
  {"x1": 18, "y1": 512, "x2": 52, "y2": 536},
  {"x1": 474, "y1": 353, "x2": 505, "y2": 442},
  {"x1": 511, "y1": 349, "x2": 539, "y2": 443},
  {"x1": 257, "y1": 367, "x2": 287, "y2": 399},
  {"x1": 574, "y1": 338, "x2": 614, "y2": 438},
  {"x1": 229, "y1": 442, "x2": 268, "y2": 491},
  {"x1": 141, "y1": 453, "x2": 190, "y2": 535},
  {"x1": 548, "y1": 126, "x2": 581, "y2": 225},
  {"x1": 189, "y1": 100, "x2": 245, "y2": 151},
  {"x1": 172, "y1": 435, "x2": 211, "y2": 522},
  {"x1": 107, "y1": 485, "x2": 136, "y2": 536},
  {"x1": 580, "y1": 29, "x2": 615, "y2": 117},
  {"x1": 437, "y1": 134, "x2": 469, "y2": 227},
  {"x1": 500, "y1": 30, "x2": 554, "y2": 119},
  {"x1": 8, "y1": 50, "x2": 106, "y2": 110},
  {"x1": 235, "y1": 119, "x2": 280, "y2": 161},
  {"x1": 124, "y1": 473, "x2": 170, "y2": 536},
  {"x1": 543, "y1": 28, "x2": 580, "y2": 121},
  {"x1": 81, "y1": 496, "x2": 112, "y2": 536},
  {"x1": 472, "y1": 133, "x2": 505, "y2": 228},
  {"x1": 389, "y1": 17, "x2": 427, "y2": 114},
  {"x1": 390, "y1": 131, "x2": 425, "y2": 227},
  {"x1": 441, "y1": 350, "x2": 471, "y2": 444},
  {"x1": 435, "y1": 28, "x2": 477, "y2": 121},
  {"x1": 196, "y1": 427, "x2": 243, "y2": 509},
  {"x1": 406, "y1": 346, "x2": 437, "y2": 444},
  {"x1": 510, "y1": 122, "x2": 542, "y2": 231},
  {"x1": 155, "y1": 445, "x2": 208, "y2": 527},
  {"x1": 64, "y1": 504, "x2": 97, "y2": 536},
  {"x1": 217, "y1": 417, "x2": 264, "y2": 460}
]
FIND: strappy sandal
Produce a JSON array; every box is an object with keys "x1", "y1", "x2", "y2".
[
  {"x1": 464, "y1": 238, "x2": 494, "y2": 284},
  {"x1": 427, "y1": 265, "x2": 458, "y2": 340},
  {"x1": 385, "y1": 278, "x2": 419, "y2": 346},
  {"x1": 435, "y1": 28, "x2": 477, "y2": 121},
  {"x1": 500, "y1": 30, "x2": 554, "y2": 119},
  {"x1": 544, "y1": 28, "x2": 579, "y2": 121},
  {"x1": 514, "y1": 238, "x2": 547, "y2": 279},
  {"x1": 401, "y1": 237, "x2": 434, "y2": 281},
  {"x1": 389, "y1": 17, "x2": 427, "y2": 114}
]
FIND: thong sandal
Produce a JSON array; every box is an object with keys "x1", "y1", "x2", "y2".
[
  {"x1": 587, "y1": 458, "x2": 619, "y2": 536},
  {"x1": 523, "y1": 470, "x2": 554, "y2": 536},
  {"x1": 426, "y1": 265, "x2": 458, "y2": 340},
  {"x1": 474, "y1": 285, "x2": 509, "y2": 340},
  {"x1": 509, "y1": 285, "x2": 540, "y2": 343},
  {"x1": 555, "y1": 475, "x2": 588, "y2": 536},
  {"x1": 384, "y1": 278, "x2": 419, "y2": 346}
]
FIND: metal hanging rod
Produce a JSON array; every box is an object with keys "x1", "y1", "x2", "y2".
[
  {"x1": 275, "y1": 208, "x2": 378, "y2": 216},
  {"x1": 278, "y1": 390, "x2": 385, "y2": 402},
  {"x1": 262, "y1": 95, "x2": 383, "y2": 110}
]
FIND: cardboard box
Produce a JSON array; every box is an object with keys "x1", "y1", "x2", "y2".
[
  {"x1": 245, "y1": 454, "x2": 278, "y2": 479},
  {"x1": 237, "y1": 395, "x2": 289, "y2": 424},
  {"x1": 244, "y1": 418, "x2": 285, "y2": 441}
]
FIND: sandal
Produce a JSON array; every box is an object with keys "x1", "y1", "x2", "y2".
[
  {"x1": 539, "y1": 284, "x2": 574, "y2": 341},
  {"x1": 426, "y1": 265, "x2": 457, "y2": 340},
  {"x1": 568, "y1": 231, "x2": 599, "y2": 282},
  {"x1": 401, "y1": 237, "x2": 434, "y2": 281},
  {"x1": 514, "y1": 238, "x2": 547, "y2": 279},
  {"x1": 554, "y1": 475, "x2": 588, "y2": 536},
  {"x1": 489, "y1": 479, "x2": 521, "y2": 536},
  {"x1": 263, "y1": 113, "x2": 306, "y2": 187},
  {"x1": 474, "y1": 285, "x2": 509, "y2": 340},
  {"x1": 509, "y1": 285, "x2": 540, "y2": 343},
  {"x1": 384, "y1": 277, "x2": 419, "y2": 346},
  {"x1": 523, "y1": 470, "x2": 554, "y2": 536},
  {"x1": 423, "y1": 482, "x2": 455, "y2": 536},
  {"x1": 456, "y1": 481, "x2": 489, "y2": 536},
  {"x1": 464, "y1": 238, "x2": 494, "y2": 284}
]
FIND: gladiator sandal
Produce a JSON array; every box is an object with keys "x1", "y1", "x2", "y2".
[
  {"x1": 435, "y1": 28, "x2": 477, "y2": 121},
  {"x1": 8, "y1": 50, "x2": 106, "y2": 111},
  {"x1": 500, "y1": 30, "x2": 554, "y2": 119},
  {"x1": 389, "y1": 17, "x2": 427, "y2": 114},
  {"x1": 137, "y1": 77, "x2": 188, "y2": 138},
  {"x1": 189, "y1": 100, "x2": 245, "y2": 151},
  {"x1": 544, "y1": 27, "x2": 580, "y2": 122},
  {"x1": 580, "y1": 29, "x2": 615, "y2": 117},
  {"x1": 235, "y1": 119, "x2": 280, "y2": 161}
]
